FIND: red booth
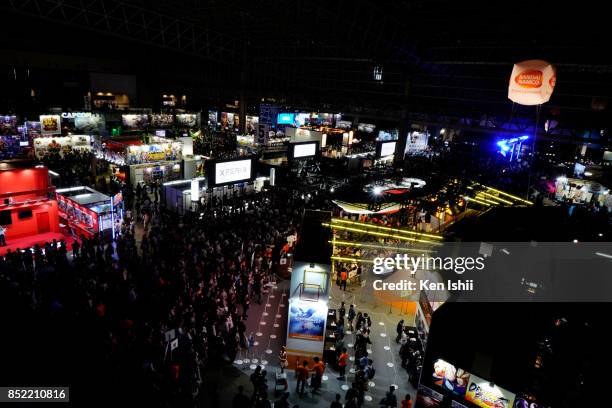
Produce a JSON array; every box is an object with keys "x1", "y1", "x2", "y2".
[{"x1": 0, "y1": 164, "x2": 61, "y2": 255}]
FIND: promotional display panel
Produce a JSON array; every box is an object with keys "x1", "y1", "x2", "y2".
[
  {"x1": 212, "y1": 158, "x2": 253, "y2": 186},
  {"x1": 259, "y1": 104, "x2": 280, "y2": 126},
  {"x1": 405, "y1": 131, "x2": 430, "y2": 153},
  {"x1": 295, "y1": 113, "x2": 310, "y2": 127},
  {"x1": 286, "y1": 127, "x2": 323, "y2": 143},
  {"x1": 336, "y1": 120, "x2": 352, "y2": 129},
  {"x1": 1, "y1": 115, "x2": 18, "y2": 135},
  {"x1": 513, "y1": 397, "x2": 542, "y2": 408},
  {"x1": 357, "y1": 123, "x2": 376, "y2": 133},
  {"x1": 432, "y1": 359, "x2": 471, "y2": 396},
  {"x1": 288, "y1": 299, "x2": 327, "y2": 341},
  {"x1": 126, "y1": 142, "x2": 183, "y2": 164},
  {"x1": 208, "y1": 110, "x2": 218, "y2": 125},
  {"x1": 277, "y1": 113, "x2": 295, "y2": 125},
  {"x1": 293, "y1": 143, "x2": 317, "y2": 158},
  {"x1": 377, "y1": 129, "x2": 398, "y2": 141},
  {"x1": 378, "y1": 141, "x2": 397, "y2": 157},
  {"x1": 122, "y1": 114, "x2": 149, "y2": 129},
  {"x1": 176, "y1": 113, "x2": 199, "y2": 128},
  {"x1": 34, "y1": 135, "x2": 92, "y2": 158},
  {"x1": 416, "y1": 384, "x2": 444, "y2": 407},
  {"x1": 465, "y1": 374, "x2": 516, "y2": 408},
  {"x1": 61, "y1": 112, "x2": 105, "y2": 133},
  {"x1": 0, "y1": 136, "x2": 23, "y2": 159},
  {"x1": 220, "y1": 112, "x2": 235, "y2": 128},
  {"x1": 150, "y1": 114, "x2": 174, "y2": 128},
  {"x1": 246, "y1": 115, "x2": 259, "y2": 134},
  {"x1": 39, "y1": 114, "x2": 62, "y2": 135}
]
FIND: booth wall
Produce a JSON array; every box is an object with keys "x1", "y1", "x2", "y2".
[{"x1": 3, "y1": 201, "x2": 59, "y2": 240}]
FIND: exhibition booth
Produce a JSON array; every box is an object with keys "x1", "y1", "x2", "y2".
[
  {"x1": 33, "y1": 135, "x2": 93, "y2": 159},
  {"x1": 285, "y1": 210, "x2": 333, "y2": 368},
  {"x1": 55, "y1": 186, "x2": 122, "y2": 239},
  {"x1": 0, "y1": 165, "x2": 61, "y2": 255},
  {"x1": 554, "y1": 176, "x2": 611, "y2": 210}
]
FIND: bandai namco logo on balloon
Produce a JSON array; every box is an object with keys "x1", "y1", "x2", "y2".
[
  {"x1": 514, "y1": 69, "x2": 543, "y2": 88},
  {"x1": 508, "y1": 60, "x2": 556, "y2": 106}
]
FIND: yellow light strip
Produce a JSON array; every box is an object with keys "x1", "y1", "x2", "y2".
[
  {"x1": 331, "y1": 256, "x2": 373, "y2": 264},
  {"x1": 475, "y1": 191, "x2": 514, "y2": 205},
  {"x1": 322, "y1": 223, "x2": 442, "y2": 245},
  {"x1": 331, "y1": 218, "x2": 443, "y2": 240},
  {"x1": 464, "y1": 196, "x2": 491, "y2": 206},
  {"x1": 479, "y1": 184, "x2": 533, "y2": 205},
  {"x1": 328, "y1": 240, "x2": 436, "y2": 254},
  {"x1": 473, "y1": 195, "x2": 502, "y2": 205}
]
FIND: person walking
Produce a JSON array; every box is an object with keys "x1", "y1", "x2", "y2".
[
  {"x1": 401, "y1": 394, "x2": 413, "y2": 408},
  {"x1": 340, "y1": 269, "x2": 348, "y2": 291},
  {"x1": 330, "y1": 393, "x2": 343, "y2": 408},
  {"x1": 347, "y1": 304, "x2": 356, "y2": 331},
  {"x1": 396, "y1": 319, "x2": 405, "y2": 343},
  {"x1": 337, "y1": 347, "x2": 349, "y2": 380},
  {"x1": 279, "y1": 346, "x2": 288, "y2": 373}
]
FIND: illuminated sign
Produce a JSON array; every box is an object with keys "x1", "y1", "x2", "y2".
[
  {"x1": 465, "y1": 374, "x2": 515, "y2": 408},
  {"x1": 277, "y1": 113, "x2": 295, "y2": 125},
  {"x1": 288, "y1": 299, "x2": 327, "y2": 341},
  {"x1": 61, "y1": 112, "x2": 97, "y2": 119},
  {"x1": 293, "y1": 143, "x2": 317, "y2": 158},
  {"x1": 39, "y1": 114, "x2": 61, "y2": 135},
  {"x1": 432, "y1": 359, "x2": 470, "y2": 397},
  {"x1": 380, "y1": 141, "x2": 396, "y2": 157},
  {"x1": 214, "y1": 159, "x2": 252, "y2": 185}
]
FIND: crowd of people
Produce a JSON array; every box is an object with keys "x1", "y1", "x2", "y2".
[{"x1": 0, "y1": 186, "x2": 307, "y2": 407}]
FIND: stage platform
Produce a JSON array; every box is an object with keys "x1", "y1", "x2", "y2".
[{"x1": 0, "y1": 232, "x2": 74, "y2": 256}]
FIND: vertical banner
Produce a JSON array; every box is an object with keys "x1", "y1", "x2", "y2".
[
  {"x1": 257, "y1": 123, "x2": 269, "y2": 145},
  {"x1": 508, "y1": 60, "x2": 556, "y2": 106}
]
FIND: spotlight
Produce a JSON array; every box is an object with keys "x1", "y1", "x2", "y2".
[{"x1": 373, "y1": 186, "x2": 383, "y2": 195}]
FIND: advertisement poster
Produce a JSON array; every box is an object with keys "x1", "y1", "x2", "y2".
[
  {"x1": 40, "y1": 114, "x2": 62, "y2": 135},
  {"x1": 126, "y1": 142, "x2": 182, "y2": 165},
  {"x1": 416, "y1": 384, "x2": 444, "y2": 407},
  {"x1": 150, "y1": 114, "x2": 174, "y2": 128},
  {"x1": 1, "y1": 115, "x2": 18, "y2": 135},
  {"x1": 220, "y1": 112, "x2": 234, "y2": 128},
  {"x1": 0, "y1": 136, "x2": 23, "y2": 159},
  {"x1": 122, "y1": 114, "x2": 149, "y2": 129},
  {"x1": 405, "y1": 131, "x2": 430, "y2": 153},
  {"x1": 25, "y1": 121, "x2": 41, "y2": 139},
  {"x1": 465, "y1": 374, "x2": 516, "y2": 408},
  {"x1": 214, "y1": 159, "x2": 252, "y2": 185},
  {"x1": 34, "y1": 135, "x2": 92, "y2": 158},
  {"x1": 246, "y1": 115, "x2": 259, "y2": 134},
  {"x1": 176, "y1": 113, "x2": 199, "y2": 128},
  {"x1": 432, "y1": 359, "x2": 471, "y2": 396},
  {"x1": 208, "y1": 110, "x2": 218, "y2": 125},
  {"x1": 61, "y1": 112, "x2": 105, "y2": 133},
  {"x1": 288, "y1": 300, "x2": 327, "y2": 341}
]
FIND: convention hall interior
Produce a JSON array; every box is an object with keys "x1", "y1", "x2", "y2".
[{"x1": 1, "y1": 1, "x2": 611, "y2": 408}]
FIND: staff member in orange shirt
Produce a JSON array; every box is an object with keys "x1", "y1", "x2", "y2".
[
  {"x1": 337, "y1": 347, "x2": 349, "y2": 380},
  {"x1": 311, "y1": 356, "x2": 325, "y2": 393},
  {"x1": 340, "y1": 269, "x2": 348, "y2": 291},
  {"x1": 295, "y1": 360, "x2": 309, "y2": 396}
]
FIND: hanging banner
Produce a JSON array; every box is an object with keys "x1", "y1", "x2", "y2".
[
  {"x1": 508, "y1": 60, "x2": 556, "y2": 106},
  {"x1": 257, "y1": 123, "x2": 270, "y2": 145}
]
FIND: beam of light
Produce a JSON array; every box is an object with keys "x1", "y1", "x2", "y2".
[
  {"x1": 331, "y1": 256, "x2": 374, "y2": 264},
  {"x1": 328, "y1": 240, "x2": 436, "y2": 253},
  {"x1": 595, "y1": 252, "x2": 612, "y2": 260},
  {"x1": 331, "y1": 218, "x2": 443, "y2": 240},
  {"x1": 322, "y1": 223, "x2": 443, "y2": 245},
  {"x1": 475, "y1": 191, "x2": 514, "y2": 205},
  {"x1": 464, "y1": 196, "x2": 491, "y2": 206},
  {"x1": 477, "y1": 184, "x2": 533, "y2": 205}
]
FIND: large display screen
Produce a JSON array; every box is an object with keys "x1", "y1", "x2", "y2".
[
  {"x1": 288, "y1": 300, "x2": 327, "y2": 341},
  {"x1": 432, "y1": 359, "x2": 471, "y2": 396},
  {"x1": 277, "y1": 113, "x2": 295, "y2": 125},
  {"x1": 465, "y1": 374, "x2": 516, "y2": 408},
  {"x1": 176, "y1": 113, "x2": 199, "y2": 128},
  {"x1": 293, "y1": 143, "x2": 317, "y2": 158},
  {"x1": 379, "y1": 141, "x2": 397, "y2": 157},
  {"x1": 122, "y1": 114, "x2": 149, "y2": 129},
  {"x1": 150, "y1": 114, "x2": 174, "y2": 128},
  {"x1": 214, "y1": 159, "x2": 253, "y2": 185}
]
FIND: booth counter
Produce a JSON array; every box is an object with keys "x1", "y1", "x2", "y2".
[{"x1": 56, "y1": 186, "x2": 121, "y2": 239}]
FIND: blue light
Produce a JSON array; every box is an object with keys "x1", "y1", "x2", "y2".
[{"x1": 519, "y1": 135, "x2": 529, "y2": 141}]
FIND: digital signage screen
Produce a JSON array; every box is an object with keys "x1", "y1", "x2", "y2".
[
  {"x1": 277, "y1": 113, "x2": 295, "y2": 125},
  {"x1": 288, "y1": 299, "x2": 327, "y2": 341},
  {"x1": 432, "y1": 359, "x2": 471, "y2": 397},
  {"x1": 122, "y1": 114, "x2": 149, "y2": 129},
  {"x1": 293, "y1": 143, "x2": 317, "y2": 158},
  {"x1": 212, "y1": 158, "x2": 253, "y2": 186},
  {"x1": 465, "y1": 374, "x2": 515, "y2": 408},
  {"x1": 378, "y1": 141, "x2": 396, "y2": 157}
]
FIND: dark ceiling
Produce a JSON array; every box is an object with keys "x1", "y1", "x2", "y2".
[{"x1": 2, "y1": 0, "x2": 611, "y2": 129}]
